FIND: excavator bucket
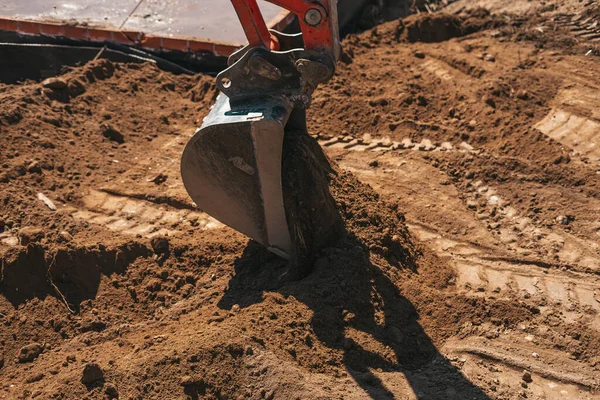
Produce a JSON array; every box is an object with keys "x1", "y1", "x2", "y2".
[
  {"x1": 181, "y1": 0, "x2": 341, "y2": 264},
  {"x1": 181, "y1": 93, "x2": 293, "y2": 259}
]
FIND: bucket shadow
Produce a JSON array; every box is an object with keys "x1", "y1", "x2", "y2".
[{"x1": 218, "y1": 235, "x2": 491, "y2": 400}]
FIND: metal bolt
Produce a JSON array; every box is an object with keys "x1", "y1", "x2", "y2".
[
  {"x1": 296, "y1": 60, "x2": 307, "y2": 72},
  {"x1": 304, "y1": 8, "x2": 323, "y2": 26},
  {"x1": 295, "y1": 59, "x2": 330, "y2": 82}
]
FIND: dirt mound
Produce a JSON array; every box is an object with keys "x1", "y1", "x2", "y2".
[
  {"x1": 350, "y1": 8, "x2": 505, "y2": 46},
  {"x1": 216, "y1": 156, "x2": 532, "y2": 398},
  {"x1": 2, "y1": 2, "x2": 600, "y2": 397},
  {"x1": 399, "y1": 13, "x2": 463, "y2": 43},
  {"x1": 0, "y1": 54, "x2": 536, "y2": 397}
]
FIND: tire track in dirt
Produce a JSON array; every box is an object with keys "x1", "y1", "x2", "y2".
[
  {"x1": 554, "y1": 11, "x2": 600, "y2": 43},
  {"x1": 327, "y1": 148, "x2": 600, "y2": 397},
  {"x1": 445, "y1": 337, "x2": 600, "y2": 390},
  {"x1": 69, "y1": 126, "x2": 224, "y2": 240},
  {"x1": 535, "y1": 85, "x2": 600, "y2": 164},
  {"x1": 459, "y1": 176, "x2": 600, "y2": 272},
  {"x1": 333, "y1": 150, "x2": 600, "y2": 320},
  {"x1": 71, "y1": 189, "x2": 222, "y2": 238},
  {"x1": 320, "y1": 129, "x2": 600, "y2": 274},
  {"x1": 316, "y1": 133, "x2": 477, "y2": 154}
]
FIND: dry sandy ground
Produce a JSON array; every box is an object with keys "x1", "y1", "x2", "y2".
[{"x1": 1, "y1": 0, "x2": 600, "y2": 399}]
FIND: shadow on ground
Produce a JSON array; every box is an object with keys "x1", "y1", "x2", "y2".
[
  {"x1": 0, "y1": 242, "x2": 150, "y2": 312},
  {"x1": 218, "y1": 235, "x2": 490, "y2": 400}
]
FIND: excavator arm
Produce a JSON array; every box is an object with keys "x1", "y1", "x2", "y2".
[
  {"x1": 181, "y1": 0, "x2": 340, "y2": 261},
  {"x1": 231, "y1": 0, "x2": 339, "y2": 55}
]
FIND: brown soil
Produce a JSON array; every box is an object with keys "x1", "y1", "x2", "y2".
[
  {"x1": 281, "y1": 126, "x2": 344, "y2": 279},
  {"x1": 2, "y1": 1, "x2": 600, "y2": 399}
]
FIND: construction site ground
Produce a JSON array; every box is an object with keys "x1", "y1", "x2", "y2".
[{"x1": 1, "y1": 0, "x2": 600, "y2": 399}]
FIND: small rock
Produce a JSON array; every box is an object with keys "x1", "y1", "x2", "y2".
[
  {"x1": 264, "y1": 390, "x2": 275, "y2": 400},
  {"x1": 104, "y1": 382, "x2": 119, "y2": 398},
  {"x1": 286, "y1": 345, "x2": 296, "y2": 358},
  {"x1": 68, "y1": 78, "x2": 86, "y2": 96},
  {"x1": 37, "y1": 193, "x2": 57, "y2": 211},
  {"x1": 80, "y1": 320, "x2": 107, "y2": 333},
  {"x1": 180, "y1": 375, "x2": 195, "y2": 386},
  {"x1": 145, "y1": 278, "x2": 162, "y2": 292},
  {"x1": 18, "y1": 227, "x2": 45, "y2": 246},
  {"x1": 531, "y1": 352, "x2": 540, "y2": 358},
  {"x1": 81, "y1": 363, "x2": 104, "y2": 384},
  {"x1": 59, "y1": 231, "x2": 73, "y2": 241},
  {"x1": 150, "y1": 236, "x2": 169, "y2": 254},
  {"x1": 100, "y1": 124, "x2": 125, "y2": 144},
  {"x1": 25, "y1": 373, "x2": 45, "y2": 383},
  {"x1": 467, "y1": 200, "x2": 478, "y2": 210},
  {"x1": 413, "y1": 50, "x2": 425, "y2": 59},
  {"x1": 362, "y1": 372, "x2": 378, "y2": 385},
  {"x1": 556, "y1": 215, "x2": 570, "y2": 225},
  {"x1": 18, "y1": 343, "x2": 43, "y2": 363},
  {"x1": 460, "y1": 141, "x2": 475, "y2": 151},
  {"x1": 516, "y1": 90, "x2": 529, "y2": 100},
  {"x1": 42, "y1": 77, "x2": 68, "y2": 90},
  {"x1": 465, "y1": 171, "x2": 475, "y2": 179},
  {"x1": 27, "y1": 161, "x2": 42, "y2": 174},
  {"x1": 483, "y1": 95, "x2": 496, "y2": 108},
  {"x1": 369, "y1": 160, "x2": 379, "y2": 168},
  {"x1": 368, "y1": 98, "x2": 388, "y2": 107},
  {"x1": 149, "y1": 173, "x2": 168, "y2": 185},
  {"x1": 127, "y1": 285, "x2": 138, "y2": 301},
  {"x1": 304, "y1": 333, "x2": 312, "y2": 346},
  {"x1": 340, "y1": 50, "x2": 353, "y2": 64},
  {"x1": 522, "y1": 370, "x2": 533, "y2": 383},
  {"x1": 484, "y1": 53, "x2": 496, "y2": 62}
]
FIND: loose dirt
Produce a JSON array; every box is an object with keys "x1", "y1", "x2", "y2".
[{"x1": 1, "y1": 0, "x2": 600, "y2": 399}]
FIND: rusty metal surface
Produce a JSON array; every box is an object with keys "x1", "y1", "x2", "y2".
[{"x1": 0, "y1": 0, "x2": 284, "y2": 45}]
